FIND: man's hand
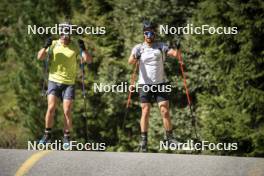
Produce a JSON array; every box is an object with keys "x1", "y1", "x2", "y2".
[
  {"x1": 38, "y1": 37, "x2": 52, "y2": 60},
  {"x1": 167, "y1": 41, "x2": 181, "y2": 59},
  {"x1": 134, "y1": 48, "x2": 141, "y2": 60},
  {"x1": 129, "y1": 49, "x2": 140, "y2": 64},
  {"x1": 44, "y1": 37, "x2": 53, "y2": 49},
  {"x1": 78, "y1": 39, "x2": 86, "y2": 50}
]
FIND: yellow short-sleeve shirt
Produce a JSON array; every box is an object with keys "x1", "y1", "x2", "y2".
[{"x1": 46, "y1": 40, "x2": 79, "y2": 85}]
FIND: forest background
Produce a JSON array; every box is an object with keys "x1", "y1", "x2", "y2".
[{"x1": 0, "y1": 0, "x2": 263, "y2": 156}]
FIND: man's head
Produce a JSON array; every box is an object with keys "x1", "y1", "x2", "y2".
[
  {"x1": 143, "y1": 20, "x2": 156, "y2": 44},
  {"x1": 59, "y1": 22, "x2": 71, "y2": 45}
]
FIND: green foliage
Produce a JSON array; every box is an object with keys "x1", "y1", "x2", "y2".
[{"x1": 192, "y1": 0, "x2": 264, "y2": 156}]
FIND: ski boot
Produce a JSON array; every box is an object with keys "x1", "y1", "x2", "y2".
[
  {"x1": 138, "y1": 133, "x2": 148, "y2": 152},
  {"x1": 138, "y1": 139, "x2": 148, "y2": 152},
  {"x1": 164, "y1": 131, "x2": 179, "y2": 146},
  {"x1": 39, "y1": 133, "x2": 51, "y2": 145},
  {"x1": 62, "y1": 132, "x2": 71, "y2": 150}
]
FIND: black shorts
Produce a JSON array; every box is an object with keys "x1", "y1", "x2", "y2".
[
  {"x1": 47, "y1": 81, "x2": 75, "y2": 100},
  {"x1": 138, "y1": 83, "x2": 171, "y2": 103}
]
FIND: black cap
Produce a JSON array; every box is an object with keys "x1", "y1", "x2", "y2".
[{"x1": 143, "y1": 20, "x2": 156, "y2": 31}]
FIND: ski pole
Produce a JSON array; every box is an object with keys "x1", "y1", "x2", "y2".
[
  {"x1": 80, "y1": 48, "x2": 88, "y2": 142},
  {"x1": 126, "y1": 61, "x2": 139, "y2": 108},
  {"x1": 120, "y1": 60, "x2": 139, "y2": 145},
  {"x1": 41, "y1": 47, "x2": 51, "y2": 97},
  {"x1": 80, "y1": 49, "x2": 86, "y2": 99},
  {"x1": 123, "y1": 61, "x2": 139, "y2": 131},
  {"x1": 177, "y1": 49, "x2": 191, "y2": 106},
  {"x1": 177, "y1": 48, "x2": 199, "y2": 140}
]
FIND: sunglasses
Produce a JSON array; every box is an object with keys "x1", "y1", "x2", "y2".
[
  {"x1": 144, "y1": 31, "x2": 155, "y2": 37},
  {"x1": 60, "y1": 33, "x2": 70, "y2": 38}
]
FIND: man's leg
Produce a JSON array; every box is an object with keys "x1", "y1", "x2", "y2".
[
  {"x1": 62, "y1": 84, "x2": 75, "y2": 147},
  {"x1": 140, "y1": 103, "x2": 151, "y2": 132},
  {"x1": 45, "y1": 94, "x2": 58, "y2": 128},
  {"x1": 158, "y1": 100, "x2": 178, "y2": 144},
  {"x1": 39, "y1": 94, "x2": 58, "y2": 144},
  {"x1": 138, "y1": 84, "x2": 152, "y2": 152},
  {"x1": 63, "y1": 99, "x2": 73, "y2": 133},
  {"x1": 138, "y1": 103, "x2": 151, "y2": 152},
  {"x1": 158, "y1": 100, "x2": 172, "y2": 131},
  {"x1": 62, "y1": 99, "x2": 73, "y2": 148}
]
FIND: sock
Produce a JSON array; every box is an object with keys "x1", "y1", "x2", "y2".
[
  {"x1": 141, "y1": 132, "x2": 148, "y2": 141},
  {"x1": 45, "y1": 128, "x2": 51, "y2": 135},
  {"x1": 166, "y1": 130, "x2": 173, "y2": 137},
  {"x1": 64, "y1": 131, "x2": 70, "y2": 138}
]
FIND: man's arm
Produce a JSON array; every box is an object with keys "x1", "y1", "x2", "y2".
[
  {"x1": 37, "y1": 48, "x2": 47, "y2": 60},
  {"x1": 128, "y1": 45, "x2": 140, "y2": 64},
  {"x1": 128, "y1": 53, "x2": 138, "y2": 65},
  {"x1": 37, "y1": 37, "x2": 53, "y2": 60}
]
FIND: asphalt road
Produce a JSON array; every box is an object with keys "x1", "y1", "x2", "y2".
[{"x1": 0, "y1": 149, "x2": 263, "y2": 176}]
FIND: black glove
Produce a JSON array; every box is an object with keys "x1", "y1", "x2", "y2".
[
  {"x1": 44, "y1": 37, "x2": 53, "y2": 49},
  {"x1": 135, "y1": 48, "x2": 141, "y2": 60},
  {"x1": 176, "y1": 40, "x2": 181, "y2": 49},
  {"x1": 78, "y1": 39, "x2": 86, "y2": 50}
]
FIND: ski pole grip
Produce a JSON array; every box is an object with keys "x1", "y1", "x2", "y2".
[
  {"x1": 80, "y1": 49, "x2": 84, "y2": 68},
  {"x1": 176, "y1": 40, "x2": 181, "y2": 50}
]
